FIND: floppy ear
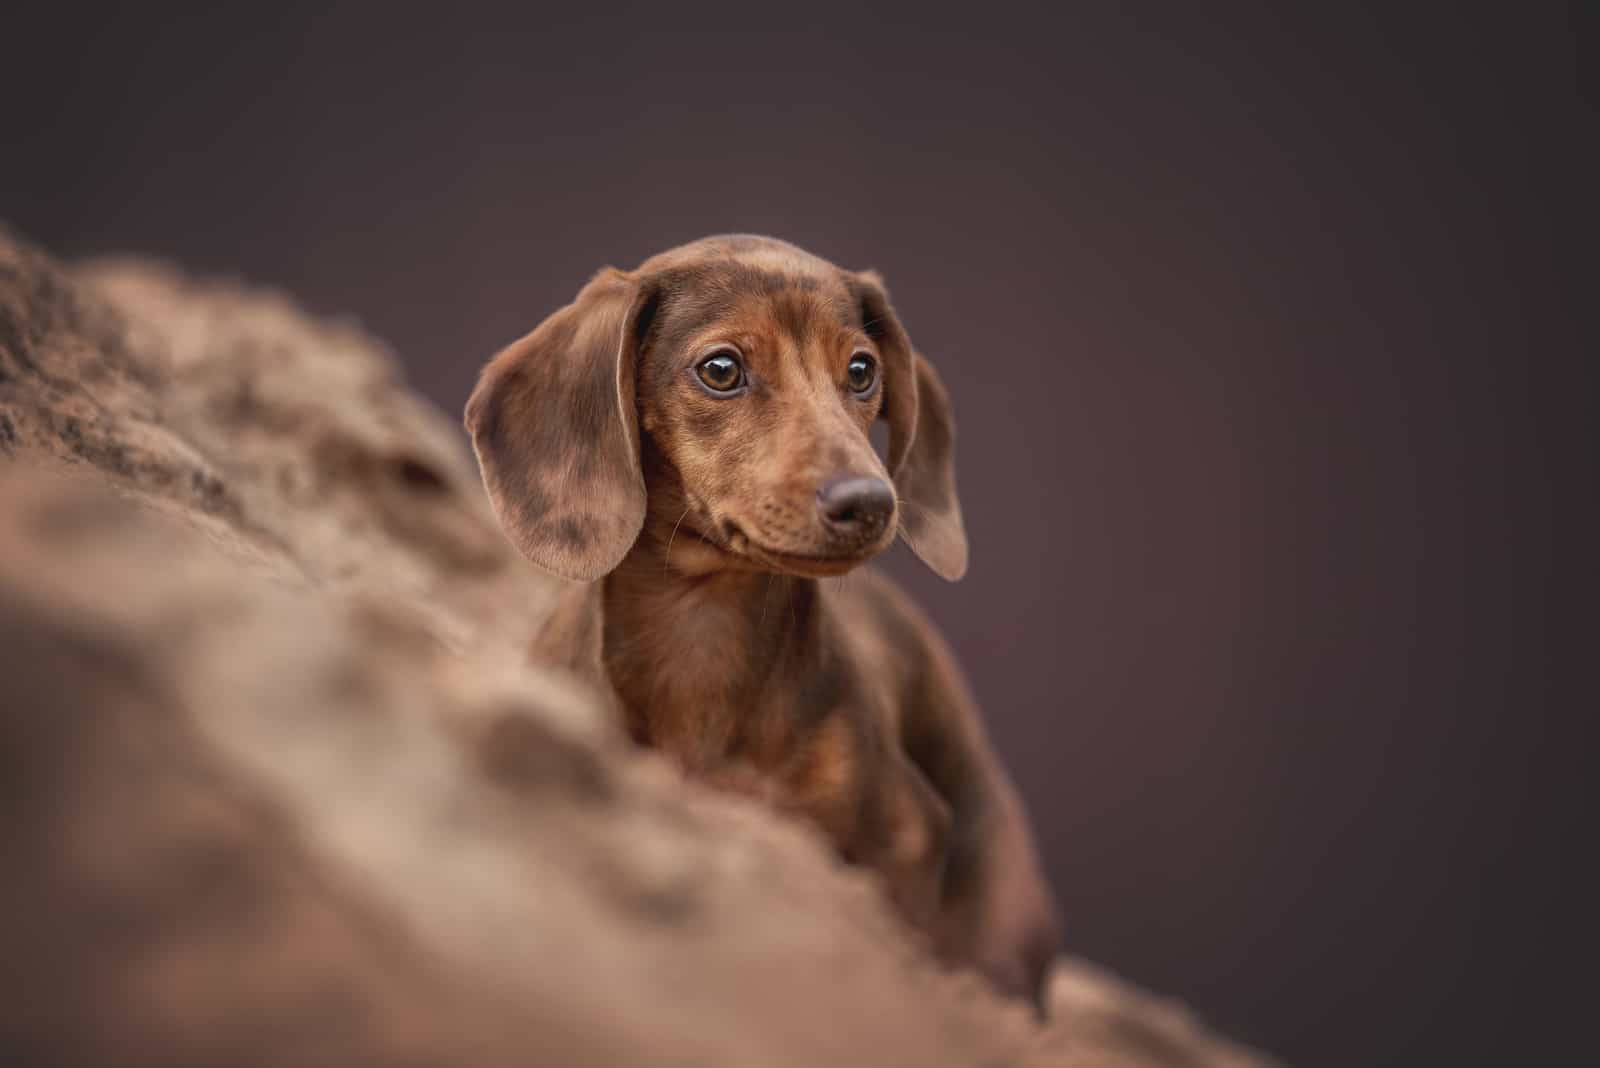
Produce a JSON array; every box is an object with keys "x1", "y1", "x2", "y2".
[
  {"x1": 465, "y1": 268, "x2": 657, "y2": 582},
  {"x1": 854, "y1": 271, "x2": 969, "y2": 581}
]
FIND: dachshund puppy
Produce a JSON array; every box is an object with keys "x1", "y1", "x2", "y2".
[{"x1": 466, "y1": 235, "x2": 1060, "y2": 1008}]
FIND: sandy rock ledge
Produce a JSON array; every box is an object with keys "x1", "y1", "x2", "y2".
[{"x1": 0, "y1": 225, "x2": 1274, "y2": 1067}]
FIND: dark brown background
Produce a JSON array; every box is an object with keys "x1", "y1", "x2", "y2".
[{"x1": 2, "y1": 4, "x2": 1589, "y2": 1064}]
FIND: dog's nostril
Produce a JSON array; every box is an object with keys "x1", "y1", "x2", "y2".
[{"x1": 817, "y1": 475, "x2": 895, "y2": 531}]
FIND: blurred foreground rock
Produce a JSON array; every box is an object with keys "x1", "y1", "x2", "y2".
[{"x1": 0, "y1": 225, "x2": 1274, "y2": 1067}]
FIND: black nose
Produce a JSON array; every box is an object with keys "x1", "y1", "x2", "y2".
[{"x1": 817, "y1": 475, "x2": 896, "y2": 537}]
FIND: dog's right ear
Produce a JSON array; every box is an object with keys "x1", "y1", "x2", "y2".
[{"x1": 465, "y1": 268, "x2": 658, "y2": 582}]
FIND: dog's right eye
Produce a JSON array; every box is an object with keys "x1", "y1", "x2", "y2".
[{"x1": 695, "y1": 351, "x2": 746, "y2": 394}]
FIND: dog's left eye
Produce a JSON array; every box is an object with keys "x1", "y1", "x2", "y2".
[{"x1": 846, "y1": 354, "x2": 877, "y2": 395}]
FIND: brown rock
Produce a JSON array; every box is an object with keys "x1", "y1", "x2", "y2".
[{"x1": 0, "y1": 224, "x2": 1276, "y2": 1067}]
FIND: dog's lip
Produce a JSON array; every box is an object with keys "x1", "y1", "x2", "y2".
[
  {"x1": 751, "y1": 543, "x2": 870, "y2": 567},
  {"x1": 719, "y1": 522, "x2": 886, "y2": 576}
]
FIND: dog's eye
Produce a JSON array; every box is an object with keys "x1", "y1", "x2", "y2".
[
  {"x1": 695, "y1": 351, "x2": 745, "y2": 394},
  {"x1": 846, "y1": 354, "x2": 878, "y2": 395}
]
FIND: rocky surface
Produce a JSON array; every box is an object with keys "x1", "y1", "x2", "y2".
[{"x1": 0, "y1": 224, "x2": 1275, "y2": 1067}]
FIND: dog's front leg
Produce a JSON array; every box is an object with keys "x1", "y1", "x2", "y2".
[
  {"x1": 858, "y1": 751, "x2": 952, "y2": 933},
  {"x1": 771, "y1": 716, "x2": 951, "y2": 932}
]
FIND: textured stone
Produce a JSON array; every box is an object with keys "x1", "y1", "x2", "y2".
[{"x1": 0, "y1": 224, "x2": 1274, "y2": 1067}]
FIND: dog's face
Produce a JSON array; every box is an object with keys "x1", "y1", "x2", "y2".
[
  {"x1": 467, "y1": 236, "x2": 966, "y2": 583},
  {"x1": 633, "y1": 250, "x2": 898, "y2": 577}
]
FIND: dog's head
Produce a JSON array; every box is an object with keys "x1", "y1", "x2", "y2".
[{"x1": 465, "y1": 235, "x2": 966, "y2": 583}]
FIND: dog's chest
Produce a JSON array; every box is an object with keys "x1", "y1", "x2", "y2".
[
  {"x1": 601, "y1": 579, "x2": 858, "y2": 778},
  {"x1": 605, "y1": 644, "x2": 825, "y2": 774}
]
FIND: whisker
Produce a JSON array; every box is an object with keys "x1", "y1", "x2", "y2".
[
  {"x1": 662, "y1": 505, "x2": 691, "y2": 575},
  {"x1": 897, "y1": 520, "x2": 928, "y2": 560}
]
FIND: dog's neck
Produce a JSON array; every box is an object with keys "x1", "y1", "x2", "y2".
[{"x1": 601, "y1": 515, "x2": 824, "y2": 772}]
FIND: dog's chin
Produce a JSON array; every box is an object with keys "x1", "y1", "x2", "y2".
[
  {"x1": 723, "y1": 525, "x2": 890, "y2": 578},
  {"x1": 739, "y1": 544, "x2": 877, "y2": 578}
]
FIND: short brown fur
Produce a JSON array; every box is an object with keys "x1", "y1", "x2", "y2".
[{"x1": 467, "y1": 235, "x2": 1059, "y2": 1009}]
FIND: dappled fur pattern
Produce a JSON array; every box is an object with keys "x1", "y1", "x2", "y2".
[{"x1": 468, "y1": 235, "x2": 1058, "y2": 1008}]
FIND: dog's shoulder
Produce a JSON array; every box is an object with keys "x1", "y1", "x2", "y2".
[
  {"x1": 824, "y1": 567, "x2": 971, "y2": 711},
  {"x1": 827, "y1": 565, "x2": 929, "y2": 647}
]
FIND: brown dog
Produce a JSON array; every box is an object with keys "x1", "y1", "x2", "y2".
[{"x1": 465, "y1": 235, "x2": 1060, "y2": 1008}]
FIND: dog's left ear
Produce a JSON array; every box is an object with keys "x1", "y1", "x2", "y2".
[{"x1": 853, "y1": 270, "x2": 969, "y2": 581}]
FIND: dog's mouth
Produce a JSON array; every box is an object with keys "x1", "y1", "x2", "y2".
[{"x1": 661, "y1": 493, "x2": 892, "y2": 578}]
